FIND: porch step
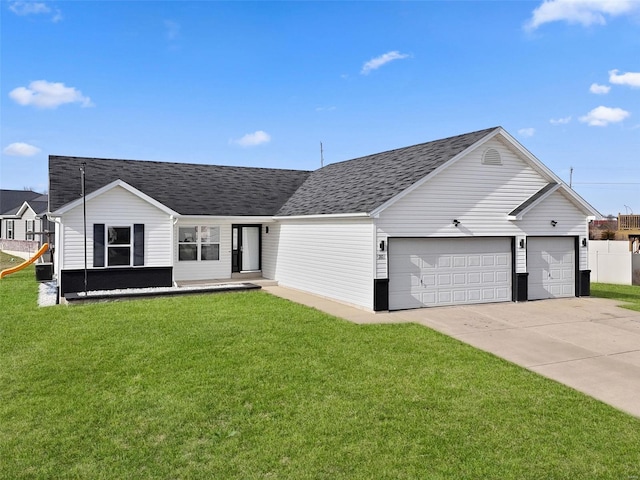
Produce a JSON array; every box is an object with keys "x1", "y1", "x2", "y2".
[{"x1": 231, "y1": 272, "x2": 263, "y2": 280}]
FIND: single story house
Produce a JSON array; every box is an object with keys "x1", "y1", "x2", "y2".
[
  {"x1": 1, "y1": 190, "x2": 54, "y2": 257},
  {"x1": 48, "y1": 126, "x2": 600, "y2": 310}
]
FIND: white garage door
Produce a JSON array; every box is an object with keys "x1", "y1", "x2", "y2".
[
  {"x1": 527, "y1": 237, "x2": 575, "y2": 300},
  {"x1": 388, "y1": 238, "x2": 512, "y2": 310}
]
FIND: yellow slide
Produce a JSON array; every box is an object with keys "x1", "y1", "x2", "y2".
[{"x1": 0, "y1": 243, "x2": 49, "y2": 279}]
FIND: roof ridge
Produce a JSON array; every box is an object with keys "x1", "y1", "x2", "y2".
[{"x1": 48, "y1": 155, "x2": 312, "y2": 174}]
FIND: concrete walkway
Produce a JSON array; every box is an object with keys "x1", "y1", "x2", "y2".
[{"x1": 264, "y1": 286, "x2": 640, "y2": 418}]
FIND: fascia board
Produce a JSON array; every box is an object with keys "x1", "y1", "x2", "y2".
[
  {"x1": 497, "y1": 128, "x2": 560, "y2": 183},
  {"x1": 557, "y1": 184, "x2": 602, "y2": 218},
  {"x1": 177, "y1": 215, "x2": 275, "y2": 223},
  {"x1": 510, "y1": 184, "x2": 561, "y2": 220},
  {"x1": 496, "y1": 129, "x2": 601, "y2": 218},
  {"x1": 370, "y1": 128, "x2": 499, "y2": 217},
  {"x1": 15, "y1": 201, "x2": 36, "y2": 217},
  {"x1": 53, "y1": 179, "x2": 178, "y2": 216},
  {"x1": 272, "y1": 212, "x2": 370, "y2": 221}
]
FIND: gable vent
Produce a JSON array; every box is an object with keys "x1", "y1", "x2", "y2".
[{"x1": 482, "y1": 148, "x2": 502, "y2": 165}]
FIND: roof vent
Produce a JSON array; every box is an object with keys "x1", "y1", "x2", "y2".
[{"x1": 482, "y1": 148, "x2": 502, "y2": 165}]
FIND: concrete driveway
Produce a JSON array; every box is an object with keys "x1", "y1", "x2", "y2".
[{"x1": 264, "y1": 286, "x2": 640, "y2": 418}]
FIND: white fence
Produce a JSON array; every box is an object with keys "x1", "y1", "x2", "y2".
[{"x1": 589, "y1": 240, "x2": 640, "y2": 286}]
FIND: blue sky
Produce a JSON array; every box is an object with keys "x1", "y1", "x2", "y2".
[{"x1": 1, "y1": 0, "x2": 638, "y2": 216}]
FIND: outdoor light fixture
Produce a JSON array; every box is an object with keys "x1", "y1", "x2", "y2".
[
  {"x1": 582, "y1": 238, "x2": 587, "y2": 247},
  {"x1": 550, "y1": 220, "x2": 557, "y2": 227},
  {"x1": 453, "y1": 219, "x2": 460, "y2": 227},
  {"x1": 265, "y1": 226, "x2": 269, "y2": 234},
  {"x1": 519, "y1": 239, "x2": 525, "y2": 249},
  {"x1": 379, "y1": 240, "x2": 385, "y2": 251}
]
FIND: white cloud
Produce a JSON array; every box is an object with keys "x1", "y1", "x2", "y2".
[
  {"x1": 230, "y1": 130, "x2": 271, "y2": 147},
  {"x1": 9, "y1": 80, "x2": 93, "y2": 109},
  {"x1": 361, "y1": 51, "x2": 410, "y2": 75},
  {"x1": 579, "y1": 106, "x2": 630, "y2": 126},
  {"x1": 9, "y1": 1, "x2": 49, "y2": 15},
  {"x1": 9, "y1": 1, "x2": 62, "y2": 22},
  {"x1": 164, "y1": 20, "x2": 180, "y2": 40},
  {"x1": 525, "y1": 0, "x2": 640, "y2": 31},
  {"x1": 518, "y1": 128, "x2": 536, "y2": 137},
  {"x1": 550, "y1": 116, "x2": 572, "y2": 125},
  {"x1": 609, "y1": 69, "x2": 640, "y2": 88},
  {"x1": 3, "y1": 142, "x2": 41, "y2": 156},
  {"x1": 590, "y1": 83, "x2": 610, "y2": 94}
]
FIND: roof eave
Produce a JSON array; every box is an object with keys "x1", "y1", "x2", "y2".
[
  {"x1": 52, "y1": 179, "x2": 179, "y2": 216},
  {"x1": 273, "y1": 212, "x2": 371, "y2": 221}
]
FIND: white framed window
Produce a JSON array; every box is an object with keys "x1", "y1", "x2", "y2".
[
  {"x1": 178, "y1": 226, "x2": 220, "y2": 261},
  {"x1": 107, "y1": 226, "x2": 132, "y2": 266},
  {"x1": 26, "y1": 219, "x2": 35, "y2": 240},
  {"x1": 6, "y1": 220, "x2": 14, "y2": 240}
]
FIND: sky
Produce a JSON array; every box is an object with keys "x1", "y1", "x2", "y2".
[{"x1": 1, "y1": 0, "x2": 638, "y2": 216}]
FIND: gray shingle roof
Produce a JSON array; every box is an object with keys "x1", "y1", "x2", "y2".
[
  {"x1": 0, "y1": 189, "x2": 43, "y2": 215},
  {"x1": 276, "y1": 127, "x2": 499, "y2": 216},
  {"x1": 49, "y1": 127, "x2": 499, "y2": 217},
  {"x1": 49, "y1": 157, "x2": 311, "y2": 216}
]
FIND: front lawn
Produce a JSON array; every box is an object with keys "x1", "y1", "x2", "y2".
[
  {"x1": 591, "y1": 282, "x2": 640, "y2": 311},
  {"x1": 2, "y1": 268, "x2": 640, "y2": 479}
]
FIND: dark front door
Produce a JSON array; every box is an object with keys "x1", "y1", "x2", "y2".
[{"x1": 232, "y1": 225, "x2": 261, "y2": 273}]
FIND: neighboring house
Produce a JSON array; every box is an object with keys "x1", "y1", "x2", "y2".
[
  {"x1": 1, "y1": 189, "x2": 41, "y2": 240},
  {"x1": 0, "y1": 190, "x2": 54, "y2": 256},
  {"x1": 48, "y1": 127, "x2": 600, "y2": 310}
]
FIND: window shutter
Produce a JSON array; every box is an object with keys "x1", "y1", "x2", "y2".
[
  {"x1": 93, "y1": 224, "x2": 105, "y2": 267},
  {"x1": 134, "y1": 224, "x2": 145, "y2": 266}
]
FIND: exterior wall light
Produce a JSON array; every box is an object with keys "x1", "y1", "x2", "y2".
[
  {"x1": 379, "y1": 240, "x2": 385, "y2": 251},
  {"x1": 453, "y1": 219, "x2": 460, "y2": 227},
  {"x1": 582, "y1": 238, "x2": 587, "y2": 247},
  {"x1": 519, "y1": 239, "x2": 526, "y2": 249},
  {"x1": 550, "y1": 220, "x2": 557, "y2": 227}
]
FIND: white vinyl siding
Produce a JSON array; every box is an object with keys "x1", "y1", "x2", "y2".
[
  {"x1": 173, "y1": 221, "x2": 232, "y2": 281},
  {"x1": 375, "y1": 138, "x2": 547, "y2": 278},
  {"x1": 59, "y1": 186, "x2": 172, "y2": 270},
  {"x1": 375, "y1": 139, "x2": 589, "y2": 278},
  {"x1": 517, "y1": 190, "x2": 589, "y2": 271},
  {"x1": 273, "y1": 218, "x2": 374, "y2": 309},
  {"x1": 261, "y1": 223, "x2": 279, "y2": 279}
]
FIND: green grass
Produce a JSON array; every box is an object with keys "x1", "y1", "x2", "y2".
[
  {"x1": 0, "y1": 250, "x2": 25, "y2": 271},
  {"x1": 2, "y1": 269, "x2": 640, "y2": 479},
  {"x1": 591, "y1": 282, "x2": 640, "y2": 311}
]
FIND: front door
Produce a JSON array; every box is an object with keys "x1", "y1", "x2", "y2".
[{"x1": 232, "y1": 225, "x2": 261, "y2": 273}]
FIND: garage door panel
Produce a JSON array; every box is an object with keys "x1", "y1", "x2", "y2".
[
  {"x1": 389, "y1": 238, "x2": 513, "y2": 310},
  {"x1": 453, "y1": 273, "x2": 466, "y2": 285},
  {"x1": 527, "y1": 237, "x2": 575, "y2": 300}
]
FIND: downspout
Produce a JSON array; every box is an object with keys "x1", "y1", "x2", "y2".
[{"x1": 171, "y1": 215, "x2": 178, "y2": 286}]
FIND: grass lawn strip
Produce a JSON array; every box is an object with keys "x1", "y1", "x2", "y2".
[
  {"x1": 2, "y1": 268, "x2": 640, "y2": 479},
  {"x1": 591, "y1": 282, "x2": 640, "y2": 312}
]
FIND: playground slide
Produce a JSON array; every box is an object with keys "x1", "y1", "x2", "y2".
[{"x1": 0, "y1": 243, "x2": 49, "y2": 279}]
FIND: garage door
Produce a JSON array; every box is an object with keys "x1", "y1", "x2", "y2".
[
  {"x1": 527, "y1": 237, "x2": 575, "y2": 300},
  {"x1": 388, "y1": 238, "x2": 512, "y2": 310}
]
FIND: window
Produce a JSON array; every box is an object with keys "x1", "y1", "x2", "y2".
[
  {"x1": 26, "y1": 219, "x2": 35, "y2": 240},
  {"x1": 178, "y1": 226, "x2": 220, "y2": 261},
  {"x1": 6, "y1": 220, "x2": 14, "y2": 240},
  {"x1": 93, "y1": 223, "x2": 144, "y2": 268},
  {"x1": 107, "y1": 226, "x2": 132, "y2": 266}
]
